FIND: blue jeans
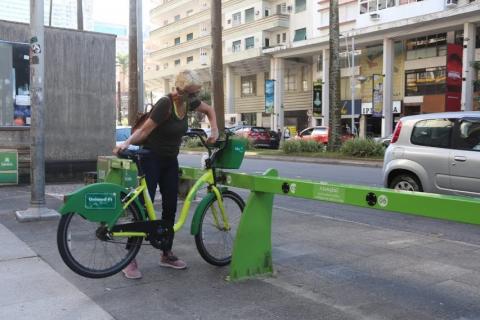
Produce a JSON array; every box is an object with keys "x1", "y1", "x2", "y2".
[{"x1": 140, "y1": 151, "x2": 179, "y2": 253}]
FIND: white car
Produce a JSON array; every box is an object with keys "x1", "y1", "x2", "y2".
[{"x1": 383, "y1": 112, "x2": 480, "y2": 197}]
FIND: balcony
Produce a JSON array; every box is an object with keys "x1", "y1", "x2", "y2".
[
  {"x1": 150, "y1": 8, "x2": 210, "y2": 40},
  {"x1": 224, "y1": 14, "x2": 289, "y2": 38},
  {"x1": 224, "y1": 47, "x2": 263, "y2": 64},
  {"x1": 150, "y1": 35, "x2": 210, "y2": 61},
  {"x1": 145, "y1": 61, "x2": 210, "y2": 83},
  {"x1": 151, "y1": 0, "x2": 209, "y2": 19}
]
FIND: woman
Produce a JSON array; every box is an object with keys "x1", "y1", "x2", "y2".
[{"x1": 114, "y1": 70, "x2": 219, "y2": 279}]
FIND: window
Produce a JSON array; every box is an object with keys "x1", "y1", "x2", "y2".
[
  {"x1": 232, "y1": 12, "x2": 241, "y2": 26},
  {"x1": 187, "y1": 56, "x2": 193, "y2": 64},
  {"x1": 245, "y1": 7, "x2": 255, "y2": 23},
  {"x1": 284, "y1": 70, "x2": 296, "y2": 91},
  {"x1": 405, "y1": 67, "x2": 446, "y2": 96},
  {"x1": 241, "y1": 75, "x2": 257, "y2": 96},
  {"x1": 293, "y1": 28, "x2": 306, "y2": 42},
  {"x1": 232, "y1": 40, "x2": 241, "y2": 52},
  {"x1": 245, "y1": 37, "x2": 255, "y2": 49},
  {"x1": 282, "y1": 33, "x2": 287, "y2": 42},
  {"x1": 186, "y1": 9, "x2": 193, "y2": 16},
  {"x1": 295, "y1": 0, "x2": 306, "y2": 13},
  {"x1": 186, "y1": 33, "x2": 193, "y2": 41},
  {"x1": 174, "y1": 59, "x2": 181, "y2": 66},
  {"x1": 155, "y1": 65, "x2": 159, "y2": 71},
  {"x1": 453, "y1": 118, "x2": 480, "y2": 151},
  {"x1": 360, "y1": 0, "x2": 403, "y2": 14},
  {"x1": 277, "y1": 34, "x2": 281, "y2": 44},
  {"x1": 174, "y1": 37, "x2": 180, "y2": 45},
  {"x1": 406, "y1": 33, "x2": 447, "y2": 60},
  {"x1": 174, "y1": 14, "x2": 180, "y2": 21},
  {"x1": 0, "y1": 42, "x2": 30, "y2": 126},
  {"x1": 411, "y1": 119, "x2": 453, "y2": 148}
]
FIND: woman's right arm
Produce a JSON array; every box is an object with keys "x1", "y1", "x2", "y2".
[{"x1": 113, "y1": 118, "x2": 157, "y2": 154}]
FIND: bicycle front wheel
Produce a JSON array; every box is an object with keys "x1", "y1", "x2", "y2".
[
  {"x1": 195, "y1": 190, "x2": 244, "y2": 266},
  {"x1": 57, "y1": 203, "x2": 143, "y2": 278}
]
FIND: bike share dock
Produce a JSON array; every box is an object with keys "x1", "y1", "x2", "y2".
[{"x1": 179, "y1": 166, "x2": 480, "y2": 281}]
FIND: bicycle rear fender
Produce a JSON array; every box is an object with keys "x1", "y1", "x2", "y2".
[
  {"x1": 190, "y1": 187, "x2": 227, "y2": 235},
  {"x1": 59, "y1": 182, "x2": 146, "y2": 227}
]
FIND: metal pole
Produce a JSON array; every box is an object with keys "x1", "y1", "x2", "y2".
[
  {"x1": 137, "y1": 0, "x2": 144, "y2": 113},
  {"x1": 16, "y1": 0, "x2": 58, "y2": 221},
  {"x1": 128, "y1": 0, "x2": 138, "y2": 125},
  {"x1": 351, "y1": 36, "x2": 355, "y2": 135}
]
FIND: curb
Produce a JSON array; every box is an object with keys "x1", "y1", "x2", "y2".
[{"x1": 180, "y1": 150, "x2": 383, "y2": 168}]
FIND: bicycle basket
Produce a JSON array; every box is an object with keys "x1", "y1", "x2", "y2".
[{"x1": 212, "y1": 137, "x2": 246, "y2": 169}]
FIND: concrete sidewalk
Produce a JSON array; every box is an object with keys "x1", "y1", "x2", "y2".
[
  {"x1": 1, "y1": 183, "x2": 480, "y2": 320},
  {"x1": 0, "y1": 223, "x2": 114, "y2": 319}
]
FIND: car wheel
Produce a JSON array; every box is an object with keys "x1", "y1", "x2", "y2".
[{"x1": 389, "y1": 174, "x2": 423, "y2": 192}]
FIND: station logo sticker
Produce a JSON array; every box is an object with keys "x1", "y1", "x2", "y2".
[
  {"x1": 313, "y1": 182, "x2": 345, "y2": 203},
  {"x1": 290, "y1": 183, "x2": 297, "y2": 194},
  {"x1": 378, "y1": 195, "x2": 388, "y2": 207}
]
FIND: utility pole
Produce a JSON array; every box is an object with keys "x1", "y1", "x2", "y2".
[
  {"x1": 137, "y1": 0, "x2": 144, "y2": 113},
  {"x1": 16, "y1": 0, "x2": 58, "y2": 221},
  {"x1": 210, "y1": 0, "x2": 225, "y2": 131},
  {"x1": 128, "y1": 0, "x2": 139, "y2": 125}
]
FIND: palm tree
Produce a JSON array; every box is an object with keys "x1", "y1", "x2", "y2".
[
  {"x1": 327, "y1": 0, "x2": 342, "y2": 151},
  {"x1": 116, "y1": 54, "x2": 129, "y2": 88},
  {"x1": 77, "y1": 0, "x2": 83, "y2": 30}
]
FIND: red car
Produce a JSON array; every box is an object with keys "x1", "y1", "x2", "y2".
[
  {"x1": 234, "y1": 126, "x2": 276, "y2": 148},
  {"x1": 296, "y1": 126, "x2": 354, "y2": 144}
]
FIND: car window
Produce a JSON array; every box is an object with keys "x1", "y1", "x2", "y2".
[
  {"x1": 452, "y1": 118, "x2": 480, "y2": 151},
  {"x1": 312, "y1": 128, "x2": 327, "y2": 135},
  {"x1": 301, "y1": 128, "x2": 314, "y2": 136},
  {"x1": 116, "y1": 128, "x2": 131, "y2": 141},
  {"x1": 410, "y1": 119, "x2": 453, "y2": 148},
  {"x1": 252, "y1": 127, "x2": 267, "y2": 133}
]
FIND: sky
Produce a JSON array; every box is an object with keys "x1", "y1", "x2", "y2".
[{"x1": 92, "y1": 0, "x2": 150, "y2": 27}]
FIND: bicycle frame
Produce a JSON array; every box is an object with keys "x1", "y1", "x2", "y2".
[{"x1": 111, "y1": 168, "x2": 228, "y2": 238}]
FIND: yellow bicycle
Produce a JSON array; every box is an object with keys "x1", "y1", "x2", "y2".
[{"x1": 57, "y1": 131, "x2": 246, "y2": 278}]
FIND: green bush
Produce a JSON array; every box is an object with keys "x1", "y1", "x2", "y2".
[
  {"x1": 282, "y1": 139, "x2": 325, "y2": 153},
  {"x1": 184, "y1": 137, "x2": 202, "y2": 148},
  {"x1": 340, "y1": 138, "x2": 384, "y2": 157}
]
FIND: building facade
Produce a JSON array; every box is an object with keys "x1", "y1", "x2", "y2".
[{"x1": 145, "y1": 0, "x2": 480, "y2": 136}]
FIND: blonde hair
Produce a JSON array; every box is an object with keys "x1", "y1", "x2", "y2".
[{"x1": 175, "y1": 70, "x2": 202, "y2": 90}]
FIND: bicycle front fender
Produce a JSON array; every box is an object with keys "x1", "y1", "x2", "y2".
[
  {"x1": 59, "y1": 182, "x2": 146, "y2": 227},
  {"x1": 190, "y1": 187, "x2": 227, "y2": 236}
]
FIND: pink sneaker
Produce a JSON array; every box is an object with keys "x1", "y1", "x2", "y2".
[
  {"x1": 160, "y1": 252, "x2": 187, "y2": 270},
  {"x1": 122, "y1": 259, "x2": 142, "y2": 279}
]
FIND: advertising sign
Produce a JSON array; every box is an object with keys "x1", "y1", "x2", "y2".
[
  {"x1": 312, "y1": 83, "x2": 322, "y2": 115},
  {"x1": 445, "y1": 44, "x2": 463, "y2": 112},
  {"x1": 265, "y1": 79, "x2": 275, "y2": 114},
  {"x1": 372, "y1": 74, "x2": 383, "y2": 117}
]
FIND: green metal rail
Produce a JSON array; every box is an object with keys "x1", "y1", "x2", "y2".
[{"x1": 180, "y1": 166, "x2": 480, "y2": 281}]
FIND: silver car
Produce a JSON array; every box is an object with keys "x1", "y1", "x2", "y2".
[{"x1": 383, "y1": 112, "x2": 480, "y2": 197}]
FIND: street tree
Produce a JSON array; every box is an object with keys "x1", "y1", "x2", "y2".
[
  {"x1": 327, "y1": 0, "x2": 342, "y2": 151},
  {"x1": 210, "y1": 0, "x2": 225, "y2": 131},
  {"x1": 77, "y1": 0, "x2": 83, "y2": 30}
]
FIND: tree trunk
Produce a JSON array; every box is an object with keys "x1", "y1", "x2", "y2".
[
  {"x1": 77, "y1": 0, "x2": 83, "y2": 30},
  {"x1": 327, "y1": 0, "x2": 342, "y2": 151},
  {"x1": 128, "y1": 0, "x2": 138, "y2": 125},
  {"x1": 210, "y1": 0, "x2": 225, "y2": 131},
  {"x1": 49, "y1": 0, "x2": 53, "y2": 26}
]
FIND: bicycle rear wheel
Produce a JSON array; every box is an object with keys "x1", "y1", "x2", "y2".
[
  {"x1": 57, "y1": 203, "x2": 143, "y2": 278},
  {"x1": 195, "y1": 190, "x2": 244, "y2": 266}
]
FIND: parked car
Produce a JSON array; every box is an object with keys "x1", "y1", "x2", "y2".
[
  {"x1": 234, "y1": 126, "x2": 278, "y2": 149},
  {"x1": 116, "y1": 126, "x2": 139, "y2": 150},
  {"x1": 373, "y1": 134, "x2": 393, "y2": 147},
  {"x1": 383, "y1": 111, "x2": 480, "y2": 197},
  {"x1": 295, "y1": 126, "x2": 355, "y2": 144}
]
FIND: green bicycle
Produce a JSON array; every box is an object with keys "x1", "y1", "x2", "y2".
[{"x1": 57, "y1": 131, "x2": 246, "y2": 278}]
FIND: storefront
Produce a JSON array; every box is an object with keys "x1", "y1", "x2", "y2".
[{"x1": 0, "y1": 41, "x2": 30, "y2": 126}]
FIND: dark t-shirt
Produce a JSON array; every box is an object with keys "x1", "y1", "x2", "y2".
[{"x1": 143, "y1": 94, "x2": 200, "y2": 157}]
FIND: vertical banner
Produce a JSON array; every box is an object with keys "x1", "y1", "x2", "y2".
[
  {"x1": 372, "y1": 74, "x2": 383, "y2": 117},
  {"x1": 445, "y1": 44, "x2": 463, "y2": 112},
  {"x1": 312, "y1": 83, "x2": 322, "y2": 115},
  {"x1": 265, "y1": 79, "x2": 275, "y2": 114}
]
